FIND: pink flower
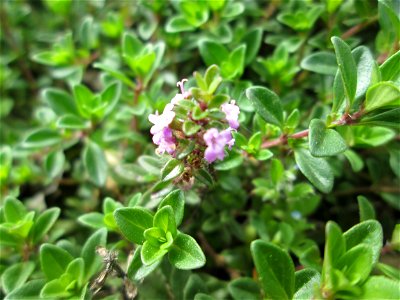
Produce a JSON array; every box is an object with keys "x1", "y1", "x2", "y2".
[
  {"x1": 176, "y1": 79, "x2": 191, "y2": 99},
  {"x1": 149, "y1": 102, "x2": 176, "y2": 155},
  {"x1": 148, "y1": 104, "x2": 175, "y2": 135},
  {"x1": 203, "y1": 128, "x2": 235, "y2": 163},
  {"x1": 153, "y1": 127, "x2": 176, "y2": 155},
  {"x1": 170, "y1": 93, "x2": 184, "y2": 105},
  {"x1": 221, "y1": 100, "x2": 240, "y2": 129}
]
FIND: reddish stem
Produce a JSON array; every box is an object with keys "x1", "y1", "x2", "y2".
[{"x1": 261, "y1": 110, "x2": 364, "y2": 149}]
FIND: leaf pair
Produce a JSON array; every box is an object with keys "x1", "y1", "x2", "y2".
[
  {"x1": 250, "y1": 240, "x2": 321, "y2": 300},
  {"x1": 114, "y1": 190, "x2": 205, "y2": 273},
  {"x1": 0, "y1": 197, "x2": 60, "y2": 247},
  {"x1": 39, "y1": 228, "x2": 106, "y2": 299},
  {"x1": 322, "y1": 220, "x2": 384, "y2": 298}
]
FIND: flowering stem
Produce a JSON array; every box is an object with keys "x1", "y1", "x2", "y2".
[
  {"x1": 131, "y1": 78, "x2": 143, "y2": 132},
  {"x1": 261, "y1": 110, "x2": 364, "y2": 149}
]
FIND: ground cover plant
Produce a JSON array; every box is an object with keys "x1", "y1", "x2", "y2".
[{"x1": 0, "y1": 0, "x2": 399, "y2": 299}]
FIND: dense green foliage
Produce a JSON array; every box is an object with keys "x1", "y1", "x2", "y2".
[{"x1": 0, "y1": 0, "x2": 399, "y2": 299}]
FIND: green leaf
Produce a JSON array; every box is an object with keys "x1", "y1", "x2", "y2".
[
  {"x1": 83, "y1": 139, "x2": 108, "y2": 186},
  {"x1": 194, "y1": 71, "x2": 208, "y2": 91},
  {"x1": 138, "y1": 155, "x2": 163, "y2": 175},
  {"x1": 270, "y1": 158, "x2": 285, "y2": 185},
  {"x1": 122, "y1": 32, "x2": 143, "y2": 58},
  {"x1": 101, "y1": 82, "x2": 121, "y2": 116},
  {"x1": 228, "y1": 277, "x2": 260, "y2": 300},
  {"x1": 250, "y1": 240, "x2": 295, "y2": 300},
  {"x1": 376, "y1": 263, "x2": 400, "y2": 280},
  {"x1": 44, "y1": 151, "x2": 65, "y2": 179},
  {"x1": 337, "y1": 244, "x2": 373, "y2": 285},
  {"x1": 81, "y1": 228, "x2": 107, "y2": 280},
  {"x1": 114, "y1": 207, "x2": 153, "y2": 244},
  {"x1": 343, "y1": 220, "x2": 383, "y2": 265},
  {"x1": 222, "y1": 2, "x2": 244, "y2": 18},
  {"x1": 93, "y1": 62, "x2": 135, "y2": 88},
  {"x1": 198, "y1": 40, "x2": 229, "y2": 66},
  {"x1": 0, "y1": 146, "x2": 12, "y2": 182},
  {"x1": 301, "y1": 52, "x2": 337, "y2": 75},
  {"x1": 309, "y1": 119, "x2": 347, "y2": 157},
  {"x1": 79, "y1": 16, "x2": 97, "y2": 49},
  {"x1": 380, "y1": 50, "x2": 400, "y2": 82},
  {"x1": 332, "y1": 69, "x2": 345, "y2": 113},
  {"x1": 158, "y1": 190, "x2": 185, "y2": 226},
  {"x1": 103, "y1": 197, "x2": 122, "y2": 214},
  {"x1": 165, "y1": 16, "x2": 196, "y2": 33},
  {"x1": 144, "y1": 227, "x2": 166, "y2": 246},
  {"x1": 322, "y1": 221, "x2": 345, "y2": 289},
  {"x1": 42, "y1": 88, "x2": 78, "y2": 116},
  {"x1": 214, "y1": 151, "x2": 243, "y2": 170},
  {"x1": 364, "y1": 82, "x2": 400, "y2": 112},
  {"x1": 73, "y1": 84, "x2": 94, "y2": 119},
  {"x1": 221, "y1": 44, "x2": 246, "y2": 79},
  {"x1": 360, "y1": 276, "x2": 400, "y2": 299},
  {"x1": 22, "y1": 129, "x2": 61, "y2": 149},
  {"x1": 141, "y1": 241, "x2": 167, "y2": 265},
  {"x1": 255, "y1": 149, "x2": 273, "y2": 161},
  {"x1": 294, "y1": 269, "x2": 321, "y2": 300},
  {"x1": 4, "y1": 197, "x2": 27, "y2": 222},
  {"x1": 0, "y1": 227, "x2": 23, "y2": 246},
  {"x1": 40, "y1": 244, "x2": 73, "y2": 280},
  {"x1": 40, "y1": 278, "x2": 70, "y2": 298},
  {"x1": 1, "y1": 262, "x2": 35, "y2": 294},
  {"x1": 154, "y1": 206, "x2": 177, "y2": 237},
  {"x1": 344, "y1": 149, "x2": 364, "y2": 172},
  {"x1": 127, "y1": 246, "x2": 161, "y2": 281},
  {"x1": 204, "y1": 64, "x2": 222, "y2": 94},
  {"x1": 57, "y1": 114, "x2": 90, "y2": 130},
  {"x1": 389, "y1": 148, "x2": 400, "y2": 177},
  {"x1": 183, "y1": 274, "x2": 208, "y2": 300},
  {"x1": 242, "y1": 28, "x2": 263, "y2": 65},
  {"x1": 4, "y1": 279, "x2": 46, "y2": 300},
  {"x1": 208, "y1": 0, "x2": 225, "y2": 11},
  {"x1": 353, "y1": 46, "x2": 375, "y2": 101},
  {"x1": 331, "y1": 36, "x2": 357, "y2": 107},
  {"x1": 168, "y1": 232, "x2": 206, "y2": 270},
  {"x1": 357, "y1": 196, "x2": 376, "y2": 221},
  {"x1": 77, "y1": 212, "x2": 105, "y2": 229},
  {"x1": 31, "y1": 207, "x2": 60, "y2": 244},
  {"x1": 180, "y1": 0, "x2": 209, "y2": 27},
  {"x1": 248, "y1": 132, "x2": 262, "y2": 151},
  {"x1": 161, "y1": 158, "x2": 184, "y2": 182},
  {"x1": 183, "y1": 120, "x2": 201, "y2": 136},
  {"x1": 294, "y1": 148, "x2": 334, "y2": 193},
  {"x1": 278, "y1": 6, "x2": 323, "y2": 31},
  {"x1": 43, "y1": 0, "x2": 71, "y2": 14},
  {"x1": 65, "y1": 258, "x2": 85, "y2": 287},
  {"x1": 194, "y1": 168, "x2": 214, "y2": 186},
  {"x1": 352, "y1": 126, "x2": 396, "y2": 147},
  {"x1": 246, "y1": 86, "x2": 284, "y2": 128}
]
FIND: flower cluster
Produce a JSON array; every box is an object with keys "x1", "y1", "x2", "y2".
[{"x1": 148, "y1": 77, "x2": 240, "y2": 165}]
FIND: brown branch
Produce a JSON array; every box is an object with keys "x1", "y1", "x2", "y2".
[
  {"x1": 0, "y1": 7, "x2": 36, "y2": 91},
  {"x1": 131, "y1": 78, "x2": 143, "y2": 132},
  {"x1": 341, "y1": 16, "x2": 378, "y2": 40},
  {"x1": 197, "y1": 232, "x2": 240, "y2": 279},
  {"x1": 261, "y1": 111, "x2": 364, "y2": 149},
  {"x1": 333, "y1": 186, "x2": 400, "y2": 197}
]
